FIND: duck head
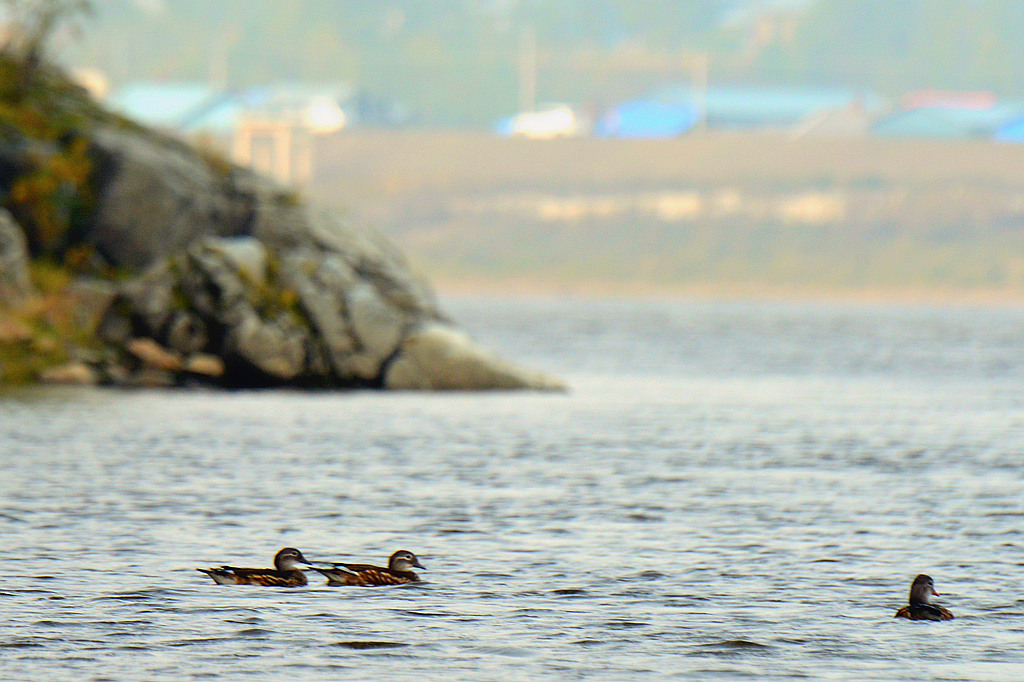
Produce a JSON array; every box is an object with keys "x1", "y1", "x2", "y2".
[
  {"x1": 274, "y1": 547, "x2": 312, "y2": 571},
  {"x1": 388, "y1": 550, "x2": 425, "y2": 572},
  {"x1": 908, "y1": 574, "x2": 939, "y2": 605}
]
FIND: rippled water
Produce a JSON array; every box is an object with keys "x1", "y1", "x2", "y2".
[{"x1": 3, "y1": 297, "x2": 1024, "y2": 680}]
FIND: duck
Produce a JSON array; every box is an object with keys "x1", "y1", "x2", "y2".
[
  {"x1": 197, "y1": 547, "x2": 312, "y2": 587},
  {"x1": 312, "y1": 549, "x2": 425, "y2": 586},
  {"x1": 894, "y1": 574, "x2": 954, "y2": 620}
]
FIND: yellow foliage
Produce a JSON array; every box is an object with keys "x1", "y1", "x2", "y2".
[{"x1": 6, "y1": 134, "x2": 93, "y2": 256}]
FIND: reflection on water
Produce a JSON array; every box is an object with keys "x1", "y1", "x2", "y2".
[{"x1": 2, "y1": 297, "x2": 1023, "y2": 679}]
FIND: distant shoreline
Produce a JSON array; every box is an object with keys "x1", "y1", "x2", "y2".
[
  {"x1": 431, "y1": 276, "x2": 1024, "y2": 308},
  {"x1": 311, "y1": 131, "x2": 1024, "y2": 305}
]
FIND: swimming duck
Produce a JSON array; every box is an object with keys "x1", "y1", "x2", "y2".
[
  {"x1": 197, "y1": 547, "x2": 312, "y2": 587},
  {"x1": 313, "y1": 550, "x2": 425, "y2": 586},
  {"x1": 894, "y1": 574, "x2": 954, "y2": 620}
]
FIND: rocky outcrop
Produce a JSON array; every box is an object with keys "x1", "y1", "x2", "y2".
[
  {"x1": 81, "y1": 126, "x2": 561, "y2": 389},
  {"x1": 0, "y1": 60, "x2": 562, "y2": 390},
  {"x1": 384, "y1": 323, "x2": 565, "y2": 390},
  {"x1": 94, "y1": 233, "x2": 562, "y2": 389}
]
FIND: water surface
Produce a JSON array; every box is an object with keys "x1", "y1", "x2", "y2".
[{"x1": 2, "y1": 297, "x2": 1023, "y2": 679}]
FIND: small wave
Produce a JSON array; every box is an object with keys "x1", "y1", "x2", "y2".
[
  {"x1": 235, "y1": 628, "x2": 271, "y2": 637},
  {"x1": 604, "y1": 619, "x2": 649, "y2": 629},
  {"x1": 719, "y1": 639, "x2": 770, "y2": 649},
  {"x1": 572, "y1": 639, "x2": 606, "y2": 646},
  {"x1": 436, "y1": 528, "x2": 484, "y2": 535},
  {"x1": 0, "y1": 638, "x2": 44, "y2": 648},
  {"x1": 93, "y1": 593, "x2": 157, "y2": 602},
  {"x1": 33, "y1": 619, "x2": 79, "y2": 627},
  {"x1": 334, "y1": 641, "x2": 409, "y2": 650},
  {"x1": 168, "y1": 637, "x2": 230, "y2": 647},
  {"x1": 551, "y1": 588, "x2": 586, "y2": 596},
  {"x1": 691, "y1": 639, "x2": 772, "y2": 656}
]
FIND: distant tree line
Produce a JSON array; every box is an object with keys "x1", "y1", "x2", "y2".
[{"x1": 52, "y1": 0, "x2": 1024, "y2": 126}]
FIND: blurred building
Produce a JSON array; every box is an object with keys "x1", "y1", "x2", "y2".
[
  {"x1": 496, "y1": 103, "x2": 589, "y2": 139},
  {"x1": 232, "y1": 116, "x2": 314, "y2": 187},
  {"x1": 994, "y1": 116, "x2": 1024, "y2": 143},
  {"x1": 105, "y1": 82, "x2": 370, "y2": 185},
  {"x1": 594, "y1": 100, "x2": 698, "y2": 138},
  {"x1": 873, "y1": 90, "x2": 1024, "y2": 140},
  {"x1": 106, "y1": 82, "x2": 228, "y2": 131},
  {"x1": 654, "y1": 85, "x2": 882, "y2": 131}
]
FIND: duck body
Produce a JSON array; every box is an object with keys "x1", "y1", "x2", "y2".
[
  {"x1": 894, "y1": 603, "x2": 954, "y2": 621},
  {"x1": 314, "y1": 550, "x2": 424, "y2": 587},
  {"x1": 894, "y1": 574, "x2": 954, "y2": 621},
  {"x1": 198, "y1": 547, "x2": 311, "y2": 587},
  {"x1": 198, "y1": 566, "x2": 309, "y2": 587}
]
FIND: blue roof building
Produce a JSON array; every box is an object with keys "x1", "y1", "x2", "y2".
[
  {"x1": 106, "y1": 83, "x2": 228, "y2": 130},
  {"x1": 994, "y1": 115, "x2": 1024, "y2": 142},
  {"x1": 654, "y1": 85, "x2": 882, "y2": 129},
  {"x1": 106, "y1": 83, "x2": 357, "y2": 136},
  {"x1": 595, "y1": 100, "x2": 698, "y2": 138},
  {"x1": 180, "y1": 89, "x2": 272, "y2": 134},
  {"x1": 874, "y1": 104, "x2": 1024, "y2": 139}
]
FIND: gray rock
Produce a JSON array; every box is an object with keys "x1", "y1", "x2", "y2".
[
  {"x1": 204, "y1": 236, "x2": 268, "y2": 287},
  {"x1": 89, "y1": 128, "x2": 250, "y2": 269},
  {"x1": 227, "y1": 308, "x2": 307, "y2": 381},
  {"x1": 277, "y1": 249, "x2": 358, "y2": 378},
  {"x1": 344, "y1": 281, "x2": 407, "y2": 381},
  {"x1": 66, "y1": 278, "x2": 118, "y2": 331},
  {"x1": 96, "y1": 304, "x2": 133, "y2": 346},
  {"x1": 120, "y1": 261, "x2": 177, "y2": 334},
  {"x1": 99, "y1": 226, "x2": 563, "y2": 389},
  {"x1": 0, "y1": 209, "x2": 34, "y2": 305},
  {"x1": 384, "y1": 323, "x2": 566, "y2": 391},
  {"x1": 165, "y1": 311, "x2": 208, "y2": 355}
]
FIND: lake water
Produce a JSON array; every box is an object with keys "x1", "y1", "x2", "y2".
[{"x1": 2, "y1": 296, "x2": 1024, "y2": 680}]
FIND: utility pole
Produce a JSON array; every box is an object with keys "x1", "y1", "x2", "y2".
[
  {"x1": 210, "y1": 24, "x2": 240, "y2": 91},
  {"x1": 694, "y1": 52, "x2": 709, "y2": 133},
  {"x1": 518, "y1": 26, "x2": 536, "y2": 113}
]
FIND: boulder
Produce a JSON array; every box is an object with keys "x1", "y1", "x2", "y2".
[
  {"x1": 0, "y1": 209, "x2": 33, "y2": 305},
  {"x1": 88, "y1": 127, "x2": 251, "y2": 269},
  {"x1": 127, "y1": 337, "x2": 183, "y2": 372},
  {"x1": 184, "y1": 353, "x2": 225, "y2": 378},
  {"x1": 384, "y1": 323, "x2": 566, "y2": 391},
  {"x1": 39, "y1": 361, "x2": 99, "y2": 385}
]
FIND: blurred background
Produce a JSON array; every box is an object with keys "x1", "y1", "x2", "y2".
[
  {"x1": 7, "y1": 6, "x2": 1024, "y2": 678},
  {"x1": 48, "y1": 0, "x2": 1024, "y2": 298}
]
